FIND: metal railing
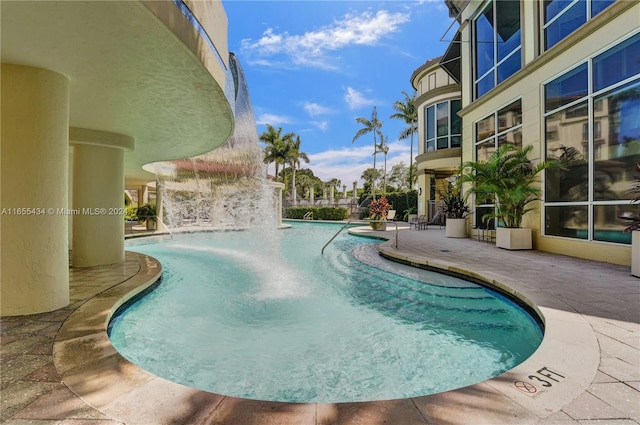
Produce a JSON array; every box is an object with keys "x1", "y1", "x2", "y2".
[{"x1": 321, "y1": 221, "x2": 351, "y2": 255}]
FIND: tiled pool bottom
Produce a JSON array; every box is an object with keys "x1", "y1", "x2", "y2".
[{"x1": 1, "y1": 228, "x2": 639, "y2": 424}]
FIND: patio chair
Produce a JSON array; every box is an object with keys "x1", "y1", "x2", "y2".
[
  {"x1": 387, "y1": 210, "x2": 396, "y2": 221},
  {"x1": 411, "y1": 215, "x2": 429, "y2": 230}
]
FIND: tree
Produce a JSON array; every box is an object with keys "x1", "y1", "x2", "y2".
[
  {"x1": 284, "y1": 135, "x2": 309, "y2": 205},
  {"x1": 260, "y1": 124, "x2": 294, "y2": 181},
  {"x1": 361, "y1": 167, "x2": 382, "y2": 197},
  {"x1": 353, "y1": 106, "x2": 383, "y2": 199},
  {"x1": 376, "y1": 135, "x2": 390, "y2": 194},
  {"x1": 388, "y1": 162, "x2": 409, "y2": 191},
  {"x1": 460, "y1": 144, "x2": 561, "y2": 228},
  {"x1": 390, "y1": 91, "x2": 418, "y2": 188}
]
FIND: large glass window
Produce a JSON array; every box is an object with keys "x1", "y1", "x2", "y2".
[
  {"x1": 473, "y1": 0, "x2": 521, "y2": 99},
  {"x1": 544, "y1": 32, "x2": 640, "y2": 244},
  {"x1": 473, "y1": 99, "x2": 523, "y2": 225},
  {"x1": 424, "y1": 100, "x2": 462, "y2": 152},
  {"x1": 543, "y1": 0, "x2": 616, "y2": 50}
]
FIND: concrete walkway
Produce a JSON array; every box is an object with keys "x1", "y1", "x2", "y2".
[{"x1": 1, "y1": 226, "x2": 638, "y2": 424}]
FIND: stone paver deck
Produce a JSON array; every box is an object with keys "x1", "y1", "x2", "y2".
[{"x1": 1, "y1": 225, "x2": 638, "y2": 425}]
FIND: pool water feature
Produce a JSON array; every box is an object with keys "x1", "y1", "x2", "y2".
[{"x1": 110, "y1": 222, "x2": 543, "y2": 403}]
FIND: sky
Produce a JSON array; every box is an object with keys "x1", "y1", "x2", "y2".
[{"x1": 222, "y1": 0, "x2": 458, "y2": 187}]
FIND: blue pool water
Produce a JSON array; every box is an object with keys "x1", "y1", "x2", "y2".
[{"x1": 110, "y1": 222, "x2": 542, "y2": 403}]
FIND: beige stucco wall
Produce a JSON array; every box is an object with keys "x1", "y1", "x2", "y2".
[
  {"x1": 1, "y1": 64, "x2": 70, "y2": 315},
  {"x1": 457, "y1": 1, "x2": 638, "y2": 266}
]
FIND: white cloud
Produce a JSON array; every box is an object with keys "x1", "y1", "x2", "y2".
[
  {"x1": 344, "y1": 87, "x2": 375, "y2": 110},
  {"x1": 307, "y1": 140, "x2": 411, "y2": 185},
  {"x1": 310, "y1": 120, "x2": 329, "y2": 131},
  {"x1": 240, "y1": 9, "x2": 410, "y2": 69},
  {"x1": 303, "y1": 102, "x2": 332, "y2": 117},
  {"x1": 255, "y1": 113, "x2": 292, "y2": 126}
]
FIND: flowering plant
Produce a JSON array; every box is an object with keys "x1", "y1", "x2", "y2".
[{"x1": 369, "y1": 196, "x2": 390, "y2": 220}]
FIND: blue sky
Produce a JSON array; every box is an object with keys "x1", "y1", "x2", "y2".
[{"x1": 223, "y1": 0, "x2": 457, "y2": 187}]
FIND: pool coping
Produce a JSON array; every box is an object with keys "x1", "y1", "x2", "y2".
[{"x1": 52, "y1": 228, "x2": 600, "y2": 425}]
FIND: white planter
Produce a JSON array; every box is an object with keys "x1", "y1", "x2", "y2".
[
  {"x1": 632, "y1": 231, "x2": 639, "y2": 277},
  {"x1": 496, "y1": 227, "x2": 532, "y2": 250},
  {"x1": 445, "y1": 218, "x2": 467, "y2": 238}
]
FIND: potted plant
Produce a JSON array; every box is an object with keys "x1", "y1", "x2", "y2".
[
  {"x1": 403, "y1": 206, "x2": 418, "y2": 223},
  {"x1": 460, "y1": 144, "x2": 561, "y2": 250},
  {"x1": 368, "y1": 196, "x2": 390, "y2": 231},
  {"x1": 137, "y1": 201, "x2": 157, "y2": 231},
  {"x1": 439, "y1": 180, "x2": 470, "y2": 238},
  {"x1": 618, "y1": 163, "x2": 640, "y2": 277}
]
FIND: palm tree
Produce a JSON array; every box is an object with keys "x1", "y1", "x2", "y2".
[
  {"x1": 390, "y1": 91, "x2": 418, "y2": 188},
  {"x1": 260, "y1": 124, "x2": 294, "y2": 181},
  {"x1": 285, "y1": 135, "x2": 309, "y2": 205},
  {"x1": 377, "y1": 135, "x2": 390, "y2": 194},
  {"x1": 353, "y1": 106, "x2": 383, "y2": 199}
]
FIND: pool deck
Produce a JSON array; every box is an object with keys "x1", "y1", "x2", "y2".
[{"x1": 1, "y1": 225, "x2": 639, "y2": 425}]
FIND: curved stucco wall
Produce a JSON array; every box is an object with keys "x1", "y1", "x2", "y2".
[{"x1": 1, "y1": 64, "x2": 70, "y2": 315}]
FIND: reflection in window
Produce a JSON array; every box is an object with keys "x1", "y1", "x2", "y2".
[
  {"x1": 545, "y1": 63, "x2": 588, "y2": 112},
  {"x1": 424, "y1": 99, "x2": 461, "y2": 153},
  {"x1": 543, "y1": 0, "x2": 615, "y2": 50},
  {"x1": 543, "y1": 33, "x2": 640, "y2": 244},
  {"x1": 474, "y1": 0, "x2": 521, "y2": 98},
  {"x1": 593, "y1": 81, "x2": 640, "y2": 201},
  {"x1": 545, "y1": 205, "x2": 589, "y2": 239},
  {"x1": 593, "y1": 32, "x2": 640, "y2": 92},
  {"x1": 593, "y1": 205, "x2": 634, "y2": 243}
]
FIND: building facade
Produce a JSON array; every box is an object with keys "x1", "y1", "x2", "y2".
[
  {"x1": 411, "y1": 57, "x2": 463, "y2": 218},
  {"x1": 432, "y1": 0, "x2": 639, "y2": 265}
]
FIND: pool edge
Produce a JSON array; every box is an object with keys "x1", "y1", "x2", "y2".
[{"x1": 53, "y1": 236, "x2": 600, "y2": 424}]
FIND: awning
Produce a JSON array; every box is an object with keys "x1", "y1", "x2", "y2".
[{"x1": 440, "y1": 30, "x2": 461, "y2": 85}]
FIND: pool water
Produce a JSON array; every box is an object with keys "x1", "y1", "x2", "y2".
[{"x1": 110, "y1": 222, "x2": 542, "y2": 403}]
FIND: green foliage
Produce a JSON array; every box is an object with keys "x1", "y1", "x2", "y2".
[
  {"x1": 460, "y1": 144, "x2": 561, "y2": 228},
  {"x1": 137, "y1": 201, "x2": 157, "y2": 222},
  {"x1": 284, "y1": 207, "x2": 348, "y2": 221},
  {"x1": 385, "y1": 190, "x2": 418, "y2": 222},
  {"x1": 438, "y1": 181, "x2": 470, "y2": 219},
  {"x1": 124, "y1": 205, "x2": 138, "y2": 221}
]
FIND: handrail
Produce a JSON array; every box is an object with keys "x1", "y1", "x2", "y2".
[
  {"x1": 321, "y1": 221, "x2": 351, "y2": 255},
  {"x1": 154, "y1": 215, "x2": 173, "y2": 239}
]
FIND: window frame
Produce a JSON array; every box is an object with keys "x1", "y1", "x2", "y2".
[
  {"x1": 472, "y1": 0, "x2": 523, "y2": 99},
  {"x1": 542, "y1": 0, "x2": 616, "y2": 51},
  {"x1": 542, "y1": 30, "x2": 640, "y2": 244},
  {"x1": 424, "y1": 99, "x2": 462, "y2": 153}
]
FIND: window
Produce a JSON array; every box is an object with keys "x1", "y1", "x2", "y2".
[
  {"x1": 473, "y1": 99, "x2": 523, "y2": 226},
  {"x1": 543, "y1": 0, "x2": 616, "y2": 50},
  {"x1": 424, "y1": 100, "x2": 462, "y2": 152},
  {"x1": 473, "y1": 0, "x2": 522, "y2": 98},
  {"x1": 544, "y1": 32, "x2": 640, "y2": 244}
]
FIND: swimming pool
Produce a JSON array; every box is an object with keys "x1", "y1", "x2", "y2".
[{"x1": 109, "y1": 222, "x2": 542, "y2": 403}]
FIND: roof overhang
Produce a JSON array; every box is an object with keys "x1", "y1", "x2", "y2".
[
  {"x1": 440, "y1": 30, "x2": 462, "y2": 85},
  {"x1": 1, "y1": 1, "x2": 234, "y2": 186}
]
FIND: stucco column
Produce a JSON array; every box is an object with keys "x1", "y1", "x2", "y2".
[
  {"x1": 71, "y1": 128, "x2": 134, "y2": 267},
  {"x1": 1, "y1": 64, "x2": 70, "y2": 315}
]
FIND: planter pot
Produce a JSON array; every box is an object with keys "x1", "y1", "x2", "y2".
[
  {"x1": 370, "y1": 220, "x2": 386, "y2": 231},
  {"x1": 445, "y1": 218, "x2": 467, "y2": 238},
  {"x1": 633, "y1": 231, "x2": 639, "y2": 277},
  {"x1": 145, "y1": 219, "x2": 157, "y2": 231},
  {"x1": 496, "y1": 227, "x2": 532, "y2": 250}
]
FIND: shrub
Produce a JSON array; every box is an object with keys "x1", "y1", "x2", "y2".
[{"x1": 283, "y1": 207, "x2": 348, "y2": 221}]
